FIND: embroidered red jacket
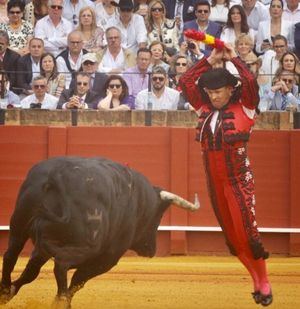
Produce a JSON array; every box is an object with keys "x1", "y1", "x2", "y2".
[{"x1": 179, "y1": 57, "x2": 260, "y2": 146}]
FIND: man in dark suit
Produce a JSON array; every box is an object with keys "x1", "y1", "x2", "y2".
[
  {"x1": 58, "y1": 72, "x2": 101, "y2": 109},
  {"x1": 163, "y1": 0, "x2": 197, "y2": 23},
  {"x1": 182, "y1": 0, "x2": 222, "y2": 56},
  {"x1": 17, "y1": 38, "x2": 44, "y2": 96},
  {"x1": 0, "y1": 30, "x2": 20, "y2": 94},
  {"x1": 69, "y1": 53, "x2": 107, "y2": 98}
]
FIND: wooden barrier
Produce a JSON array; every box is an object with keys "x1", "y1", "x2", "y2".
[{"x1": 0, "y1": 111, "x2": 300, "y2": 256}]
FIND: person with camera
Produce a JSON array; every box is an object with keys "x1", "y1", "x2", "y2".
[
  {"x1": 20, "y1": 75, "x2": 58, "y2": 109},
  {"x1": 179, "y1": 39, "x2": 204, "y2": 63},
  {"x1": 58, "y1": 72, "x2": 101, "y2": 109},
  {"x1": 181, "y1": 0, "x2": 222, "y2": 57}
]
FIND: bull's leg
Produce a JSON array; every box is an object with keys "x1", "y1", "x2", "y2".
[
  {"x1": 0, "y1": 236, "x2": 27, "y2": 304},
  {"x1": 11, "y1": 249, "x2": 49, "y2": 295},
  {"x1": 67, "y1": 256, "x2": 121, "y2": 300},
  {"x1": 52, "y1": 261, "x2": 71, "y2": 309}
]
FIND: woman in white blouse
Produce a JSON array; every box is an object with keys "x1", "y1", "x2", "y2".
[
  {"x1": 256, "y1": 0, "x2": 294, "y2": 54},
  {"x1": 145, "y1": 0, "x2": 179, "y2": 51},
  {"x1": 95, "y1": 0, "x2": 118, "y2": 30},
  {"x1": 209, "y1": 0, "x2": 230, "y2": 26},
  {"x1": 221, "y1": 5, "x2": 256, "y2": 46}
]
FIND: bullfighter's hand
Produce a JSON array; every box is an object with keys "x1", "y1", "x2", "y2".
[
  {"x1": 223, "y1": 43, "x2": 237, "y2": 60},
  {"x1": 207, "y1": 48, "x2": 224, "y2": 66}
]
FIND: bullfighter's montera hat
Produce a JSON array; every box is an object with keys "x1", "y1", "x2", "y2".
[{"x1": 198, "y1": 68, "x2": 239, "y2": 90}]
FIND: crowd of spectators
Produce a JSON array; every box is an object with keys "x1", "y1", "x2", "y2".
[{"x1": 0, "y1": 0, "x2": 300, "y2": 112}]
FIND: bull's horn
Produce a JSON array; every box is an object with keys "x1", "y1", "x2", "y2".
[{"x1": 160, "y1": 191, "x2": 200, "y2": 211}]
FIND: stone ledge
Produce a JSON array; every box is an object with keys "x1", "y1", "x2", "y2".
[{"x1": 0, "y1": 109, "x2": 295, "y2": 130}]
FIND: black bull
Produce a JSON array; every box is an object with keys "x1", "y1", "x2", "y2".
[{"x1": 0, "y1": 157, "x2": 199, "y2": 307}]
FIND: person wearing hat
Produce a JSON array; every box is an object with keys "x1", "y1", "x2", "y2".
[
  {"x1": 69, "y1": 52, "x2": 108, "y2": 98},
  {"x1": 179, "y1": 44, "x2": 273, "y2": 306},
  {"x1": 106, "y1": 0, "x2": 147, "y2": 53}
]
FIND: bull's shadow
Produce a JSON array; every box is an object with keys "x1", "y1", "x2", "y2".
[{"x1": 0, "y1": 156, "x2": 199, "y2": 308}]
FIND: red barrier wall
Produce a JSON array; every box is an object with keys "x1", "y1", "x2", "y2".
[{"x1": 0, "y1": 126, "x2": 300, "y2": 256}]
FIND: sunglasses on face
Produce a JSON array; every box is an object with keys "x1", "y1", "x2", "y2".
[
  {"x1": 152, "y1": 76, "x2": 165, "y2": 82},
  {"x1": 50, "y1": 5, "x2": 63, "y2": 10},
  {"x1": 33, "y1": 84, "x2": 46, "y2": 89},
  {"x1": 175, "y1": 62, "x2": 187, "y2": 67},
  {"x1": 274, "y1": 45, "x2": 285, "y2": 49},
  {"x1": 197, "y1": 9, "x2": 209, "y2": 13},
  {"x1": 108, "y1": 84, "x2": 122, "y2": 89},
  {"x1": 77, "y1": 82, "x2": 88, "y2": 86},
  {"x1": 151, "y1": 7, "x2": 163, "y2": 12}
]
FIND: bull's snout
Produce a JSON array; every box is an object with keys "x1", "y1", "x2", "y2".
[{"x1": 160, "y1": 191, "x2": 200, "y2": 211}]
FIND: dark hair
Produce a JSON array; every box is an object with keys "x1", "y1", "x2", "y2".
[
  {"x1": 29, "y1": 37, "x2": 44, "y2": 46},
  {"x1": 7, "y1": 0, "x2": 25, "y2": 13},
  {"x1": 40, "y1": 52, "x2": 59, "y2": 81},
  {"x1": 0, "y1": 30, "x2": 9, "y2": 44},
  {"x1": 211, "y1": 0, "x2": 230, "y2": 7},
  {"x1": 272, "y1": 34, "x2": 288, "y2": 45},
  {"x1": 137, "y1": 47, "x2": 151, "y2": 57},
  {"x1": 226, "y1": 5, "x2": 249, "y2": 34},
  {"x1": 270, "y1": 0, "x2": 284, "y2": 9},
  {"x1": 104, "y1": 75, "x2": 129, "y2": 101},
  {"x1": 195, "y1": 0, "x2": 211, "y2": 11}
]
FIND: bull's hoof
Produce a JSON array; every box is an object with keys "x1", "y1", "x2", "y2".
[
  {"x1": 0, "y1": 284, "x2": 16, "y2": 304},
  {"x1": 52, "y1": 295, "x2": 71, "y2": 309}
]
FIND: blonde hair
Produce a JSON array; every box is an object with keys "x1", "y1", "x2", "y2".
[
  {"x1": 145, "y1": 0, "x2": 166, "y2": 33},
  {"x1": 235, "y1": 33, "x2": 254, "y2": 50},
  {"x1": 77, "y1": 6, "x2": 97, "y2": 32}
]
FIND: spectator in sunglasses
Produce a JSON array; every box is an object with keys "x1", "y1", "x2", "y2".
[
  {"x1": 265, "y1": 70, "x2": 300, "y2": 111},
  {"x1": 0, "y1": 0, "x2": 34, "y2": 56},
  {"x1": 62, "y1": 0, "x2": 95, "y2": 27},
  {"x1": 135, "y1": 65, "x2": 180, "y2": 110},
  {"x1": 169, "y1": 54, "x2": 191, "y2": 90},
  {"x1": 182, "y1": 0, "x2": 222, "y2": 57},
  {"x1": 35, "y1": 0, "x2": 73, "y2": 57},
  {"x1": 97, "y1": 75, "x2": 134, "y2": 110},
  {"x1": 107, "y1": 0, "x2": 147, "y2": 53},
  {"x1": 58, "y1": 72, "x2": 101, "y2": 109},
  {"x1": 20, "y1": 75, "x2": 58, "y2": 109},
  {"x1": 145, "y1": 0, "x2": 179, "y2": 52}
]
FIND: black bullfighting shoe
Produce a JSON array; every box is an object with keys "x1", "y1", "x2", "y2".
[
  {"x1": 252, "y1": 291, "x2": 261, "y2": 304},
  {"x1": 260, "y1": 291, "x2": 273, "y2": 307}
]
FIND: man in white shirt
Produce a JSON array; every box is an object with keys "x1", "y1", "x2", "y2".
[
  {"x1": 34, "y1": 0, "x2": 73, "y2": 57},
  {"x1": 108, "y1": 0, "x2": 147, "y2": 53},
  {"x1": 241, "y1": 0, "x2": 270, "y2": 31},
  {"x1": 283, "y1": 0, "x2": 300, "y2": 23},
  {"x1": 62, "y1": 0, "x2": 95, "y2": 27},
  {"x1": 56, "y1": 30, "x2": 87, "y2": 89},
  {"x1": 97, "y1": 26, "x2": 136, "y2": 73},
  {"x1": 20, "y1": 76, "x2": 58, "y2": 109},
  {"x1": 135, "y1": 66, "x2": 180, "y2": 110}
]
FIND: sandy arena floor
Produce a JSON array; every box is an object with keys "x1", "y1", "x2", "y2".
[{"x1": 0, "y1": 255, "x2": 299, "y2": 309}]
